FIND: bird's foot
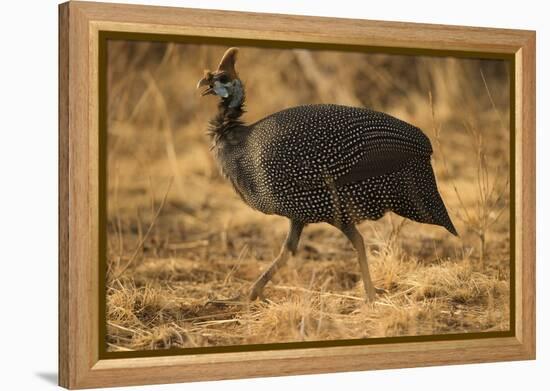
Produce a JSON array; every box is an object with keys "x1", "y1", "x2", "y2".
[
  {"x1": 206, "y1": 283, "x2": 268, "y2": 306},
  {"x1": 248, "y1": 285, "x2": 266, "y2": 302},
  {"x1": 205, "y1": 294, "x2": 247, "y2": 307},
  {"x1": 375, "y1": 286, "x2": 388, "y2": 295},
  {"x1": 365, "y1": 286, "x2": 388, "y2": 302}
]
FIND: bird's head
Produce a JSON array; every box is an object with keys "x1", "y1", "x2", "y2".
[{"x1": 197, "y1": 47, "x2": 244, "y2": 108}]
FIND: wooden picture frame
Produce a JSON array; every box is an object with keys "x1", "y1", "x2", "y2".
[{"x1": 59, "y1": 1, "x2": 536, "y2": 389}]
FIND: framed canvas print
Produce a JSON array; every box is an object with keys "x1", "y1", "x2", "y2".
[{"x1": 58, "y1": 1, "x2": 536, "y2": 389}]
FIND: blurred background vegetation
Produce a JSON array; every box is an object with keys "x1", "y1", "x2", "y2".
[{"x1": 105, "y1": 41, "x2": 510, "y2": 352}]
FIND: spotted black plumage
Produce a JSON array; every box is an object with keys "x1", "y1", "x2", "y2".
[{"x1": 198, "y1": 47, "x2": 457, "y2": 302}]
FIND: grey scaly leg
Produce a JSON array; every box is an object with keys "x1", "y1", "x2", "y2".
[
  {"x1": 249, "y1": 220, "x2": 304, "y2": 301},
  {"x1": 341, "y1": 225, "x2": 382, "y2": 302}
]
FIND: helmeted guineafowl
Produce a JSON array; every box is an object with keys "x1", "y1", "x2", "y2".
[{"x1": 197, "y1": 47, "x2": 457, "y2": 302}]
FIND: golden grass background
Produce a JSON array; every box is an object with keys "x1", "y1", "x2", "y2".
[{"x1": 105, "y1": 41, "x2": 510, "y2": 352}]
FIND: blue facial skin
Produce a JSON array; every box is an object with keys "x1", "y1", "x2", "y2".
[
  {"x1": 213, "y1": 80, "x2": 244, "y2": 108},
  {"x1": 213, "y1": 81, "x2": 229, "y2": 98}
]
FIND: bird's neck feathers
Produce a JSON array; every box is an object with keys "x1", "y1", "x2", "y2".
[{"x1": 208, "y1": 81, "x2": 246, "y2": 141}]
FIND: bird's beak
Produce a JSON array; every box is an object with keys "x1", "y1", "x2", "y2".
[{"x1": 196, "y1": 77, "x2": 214, "y2": 96}]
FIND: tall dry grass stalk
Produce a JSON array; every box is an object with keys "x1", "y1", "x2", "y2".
[
  {"x1": 430, "y1": 79, "x2": 508, "y2": 264},
  {"x1": 109, "y1": 177, "x2": 173, "y2": 281}
]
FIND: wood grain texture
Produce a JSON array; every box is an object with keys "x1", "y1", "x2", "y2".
[
  {"x1": 517, "y1": 33, "x2": 536, "y2": 354},
  {"x1": 73, "y1": 1, "x2": 529, "y2": 53},
  {"x1": 58, "y1": 1, "x2": 536, "y2": 388},
  {"x1": 59, "y1": 2, "x2": 97, "y2": 388},
  {"x1": 58, "y1": 3, "x2": 70, "y2": 387}
]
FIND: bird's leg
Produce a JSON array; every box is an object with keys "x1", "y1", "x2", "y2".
[
  {"x1": 341, "y1": 225, "x2": 383, "y2": 302},
  {"x1": 249, "y1": 220, "x2": 304, "y2": 301}
]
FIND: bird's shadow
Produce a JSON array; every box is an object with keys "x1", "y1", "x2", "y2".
[{"x1": 35, "y1": 372, "x2": 58, "y2": 385}]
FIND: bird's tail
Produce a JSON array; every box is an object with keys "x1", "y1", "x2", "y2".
[
  {"x1": 394, "y1": 157, "x2": 458, "y2": 236},
  {"x1": 414, "y1": 158, "x2": 458, "y2": 236}
]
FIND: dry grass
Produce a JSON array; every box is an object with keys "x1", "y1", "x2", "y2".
[{"x1": 105, "y1": 42, "x2": 511, "y2": 351}]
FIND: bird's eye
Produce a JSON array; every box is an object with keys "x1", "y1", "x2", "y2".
[{"x1": 218, "y1": 74, "x2": 229, "y2": 83}]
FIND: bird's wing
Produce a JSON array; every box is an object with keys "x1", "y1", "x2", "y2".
[
  {"x1": 258, "y1": 105, "x2": 433, "y2": 190},
  {"x1": 332, "y1": 127, "x2": 433, "y2": 186}
]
